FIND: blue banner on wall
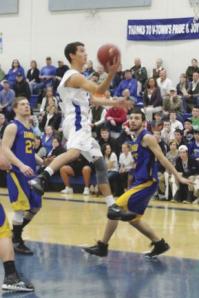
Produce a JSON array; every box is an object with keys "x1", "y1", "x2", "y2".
[{"x1": 127, "y1": 17, "x2": 199, "y2": 41}]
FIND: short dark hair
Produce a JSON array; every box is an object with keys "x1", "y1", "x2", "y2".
[
  {"x1": 131, "y1": 108, "x2": 146, "y2": 121},
  {"x1": 64, "y1": 42, "x2": 84, "y2": 63}
]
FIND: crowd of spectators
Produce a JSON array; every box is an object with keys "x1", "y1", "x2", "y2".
[{"x1": 1, "y1": 56, "x2": 199, "y2": 202}]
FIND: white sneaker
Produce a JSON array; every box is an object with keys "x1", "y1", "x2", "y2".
[
  {"x1": 61, "y1": 187, "x2": 73, "y2": 194},
  {"x1": 192, "y1": 198, "x2": 199, "y2": 204},
  {"x1": 83, "y1": 187, "x2": 90, "y2": 195}
]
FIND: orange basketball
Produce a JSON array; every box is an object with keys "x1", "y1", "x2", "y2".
[
  {"x1": 97, "y1": 44, "x2": 120, "y2": 70},
  {"x1": 0, "y1": 147, "x2": 10, "y2": 171}
]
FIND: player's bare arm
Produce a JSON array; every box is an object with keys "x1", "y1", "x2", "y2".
[
  {"x1": 91, "y1": 95, "x2": 133, "y2": 110},
  {"x1": 2, "y1": 124, "x2": 34, "y2": 176},
  {"x1": 143, "y1": 134, "x2": 193, "y2": 185},
  {"x1": 65, "y1": 56, "x2": 120, "y2": 94}
]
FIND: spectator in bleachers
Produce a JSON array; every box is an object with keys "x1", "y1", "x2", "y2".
[
  {"x1": 143, "y1": 77, "x2": 162, "y2": 121},
  {"x1": 176, "y1": 73, "x2": 189, "y2": 97},
  {"x1": 152, "y1": 58, "x2": 164, "y2": 79},
  {"x1": 60, "y1": 154, "x2": 93, "y2": 195},
  {"x1": 119, "y1": 143, "x2": 135, "y2": 190},
  {"x1": 0, "y1": 113, "x2": 7, "y2": 139},
  {"x1": 40, "y1": 86, "x2": 58, "y2": 114},
  {"x1": 130, "y1": 57, "x2": 148, "y2": 91},
  {"x1": 89, "y1": 72, "x2": 100, "y2": 84},
  {"x1": 45, "y1": 135, "x2": 65, "y2": 163},
  {"x1": 172, "y1": 145, "x2": 199, "y2": 203},
  {"x1": 105, "y1": 103, "x2": 127, "y2": 136},
  {"x1": 53, "y1": 60, "x2": 69, "y2": 91},
  {"x1": 6, "y1": 59, "x2": 25, "y2": 88},
  {"x1": 113, "y1": 69, "x2": 137, "y2": 98},
  {"x1": 96, "y1": 65, "x2": 108, "y2": 84},
  {"x1": 191, "y1": 106, "x2": 199, "y2": 130},
  {"x1": 26, "y1": 60, "x2": 40, "y2": 94},
  {"x1": 0, "y1": 64, "x2": 5, "y2": 81},
  {"x1": 34, "y1": 135, "x2": 47, "y2": 158},
  {"x1": 0, "y1": 80, "x2": 15, "y2": 120},
  {"x1": 169, "y1": 112, "x2": 183, "y2": 138},
  {"x1": 185, "y1": 58, "x2": 199, "y2": 82},
  {"x1": 163, "y1": 87, "x2": 181, "y2": 117},
  {"x1": 122, "y1": 89, "x2": 135, "y2": 115},
  {"x1": 98, "y1": 126, "x2": 120, "y2": 157},
  {"x1": 29, "y1": 115, "x2": 42, "y2": 137},
  {"x1": 173, "y1": 129, "x2": 187, "y2": 147},
  {"x1": 35, "y1": 57, "x2": 56, "y2": 94},
  {"x1": 185, "y1": 72, "x2": 199, "y2": 112},
  {"x1": 161, "y1": 120, "x2": 173, "y2": 145},
  {"x1": 183, "y1": 119, "x2": 194, "y2": 145},
  {"x1": 39, "y1": 104, "x2": 61, "y2": 131},
  {"x1": 189, "y1": 129, "x2": 199, "y2": 160},
  {"x1": 157, "y1": 69, "x2": 172, "y2": 98},
  {"x1": 102, "y1": 144, "x2": 123, "y2": 196},
  {"x1": 110, "y1": 64, "x2": 123, "y2": 95},
  {"x1": 13, "y1": 71, "x2": 31, "y2": 100},
  {"x1": 90, "y1": 104, "x2": 106, "y2": 138},
  {"x1": 41, "y1": 125, "x2": 54, "y2": 155},
  {"x1": 163, "y1": 140, "x2": 179, "y2": 200},
  {"x1": 83, "y1": 60, "x2": 95, "y2": 78},
  {"x1": 150, "y1": 111, "x2": 164, "y2": 132}
]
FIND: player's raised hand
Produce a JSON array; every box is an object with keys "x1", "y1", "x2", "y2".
[
  {"x1": 106, "y1": 55, "x2": 121, "y2": 74},
  {"x1": 19, "y1": 164, "x2": 34, "y2": 176}
]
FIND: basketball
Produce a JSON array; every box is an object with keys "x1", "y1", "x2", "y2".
[
  {"x1": 0, "y1": 147, "x2": 10, "y2": 171},
  {"x1": 97, "y1": 44, "x2": 120, "y2": 70}
]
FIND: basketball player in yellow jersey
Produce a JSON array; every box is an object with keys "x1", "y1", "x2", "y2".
[{"x1": 30, "y1": 42, "x2": 133, "y2": 219}]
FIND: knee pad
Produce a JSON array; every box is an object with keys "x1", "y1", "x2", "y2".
[
  {"x1": 94, "y1": 157, "x2": 109, "y2": 184},
  {"x1": 13, "y1": 211, "x2": 24, "y2": 224}
]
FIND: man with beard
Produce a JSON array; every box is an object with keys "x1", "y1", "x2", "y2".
[{"x1": 84, "y1": 108, "x2": 192, "y2": 258}]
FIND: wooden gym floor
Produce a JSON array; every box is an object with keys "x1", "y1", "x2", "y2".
[{"x1": 0, "y1": 188, "x2": 199, "y2": 298}]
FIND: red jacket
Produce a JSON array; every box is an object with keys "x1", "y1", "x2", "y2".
[{"x1": 105, "y1": 107, "x2": 127, "y2": 124}]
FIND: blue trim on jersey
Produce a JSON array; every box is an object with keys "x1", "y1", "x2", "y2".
[
  {"x1": 72, "y1": 103, "x2": 82, "y2": 131},
  {"x1": 0, "y1": 204, "x2": 6, "y2": 226}
]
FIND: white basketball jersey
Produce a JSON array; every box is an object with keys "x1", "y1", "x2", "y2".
[{"x1": 57, "y1": 69, "x2": 90, "y2": 126}]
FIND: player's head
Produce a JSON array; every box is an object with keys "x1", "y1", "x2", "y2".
[
  {"x1": 12, "y1": 97, "x2": 31, "y2": 117},
  {"x1": 64, "y1": 42, "x2": 86, "y2": 65},
  {"x1": 129, "y1": 108, "x2": 146, "y2": 132}
]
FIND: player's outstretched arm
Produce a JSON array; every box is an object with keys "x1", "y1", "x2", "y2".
[
  {"x1": 65, "y1": 56, "x2": 120, "y2": 95},
  {"x1": 1, "y1": 124, "x2": 34, "y2": 176},
  {"x1": 143, "y1": 134, "x2": 193, "y2": 186}
]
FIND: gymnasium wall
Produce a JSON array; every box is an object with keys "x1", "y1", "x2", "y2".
[{"x1": 0, "y1": 0, "x2": 197, "y2": 84}]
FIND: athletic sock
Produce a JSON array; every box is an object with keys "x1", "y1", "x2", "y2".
[
  {"x1": 12, "y1": 224, "x2": 23, "y2": 243},
  {"x1": 105, "y1": 195, "x2": 115, "y2": 207},
  {"x1": 44, "y1": 167, "x2": 54, "y2": 177},
  {"x1": 3, "y1": 261, "x2": 17, "y2": 277}
]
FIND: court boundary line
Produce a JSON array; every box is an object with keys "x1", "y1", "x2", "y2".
[{"x1": 1, "y1": 192, "x2": 199, "y2": 213}]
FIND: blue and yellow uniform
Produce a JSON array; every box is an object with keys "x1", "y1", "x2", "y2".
[
  {"x1": 6, "y1": 119, "x2": 41, "y2": 211},
  {"x1": 116, "y1": 129, "x2": 158, "y2": 218},
  {"x1": 0, "y1": 204, "x2": 11, "y2": 238}
]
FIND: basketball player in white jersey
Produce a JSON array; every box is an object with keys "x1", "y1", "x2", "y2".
[{"x1": 30, "y1": 42, "x2": 134, "y2": 220}]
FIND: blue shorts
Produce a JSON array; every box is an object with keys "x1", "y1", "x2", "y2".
[
  {"x1": 0, "y1": 203, "x2": 11, "y2": 238},
  {"x1": 7, "y1": 171, "x2": 42, "y2": 211},
  {"x1": 116, "y1": 180, "x2": 157, "y2": 215}
]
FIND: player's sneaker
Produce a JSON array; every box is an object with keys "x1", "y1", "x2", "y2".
[
  {"x1": 61, "y1": 187, "x2": 73, "y2": 194},
  {"x1": 107, "y1": 204, "x2": 136, "y2": 221},
  {"x1": 2, "y1": 273, "x2": 34, "y2": 292},
  {"x1": 83, "y1": 187, "x2": 90, "y2": 195},
  {"x1": 84, "y1": 241, "x2": 108, "y2": 257},
  {"x1": 29, "y1": 174, "x2": 47, "y2": 195},
  {"x1": 144, "y1": 239, "x2": 170, "y2": 258},
  {"x1": 14, "y1": 241, "x2": 33, "y2": 255}
]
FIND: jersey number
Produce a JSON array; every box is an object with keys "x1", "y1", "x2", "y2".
[{"x1": 25, "y1": 140, "x2": 33, "y2": 154}]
